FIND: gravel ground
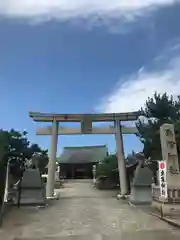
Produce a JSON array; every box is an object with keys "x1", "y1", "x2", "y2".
[{"x1": 0, "y1": 180, "x2": 180, "y2": 240}]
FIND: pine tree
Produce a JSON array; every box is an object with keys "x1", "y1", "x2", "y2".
[{"x1": 136, "y1": 92, "x2": 180, "y2": 161}]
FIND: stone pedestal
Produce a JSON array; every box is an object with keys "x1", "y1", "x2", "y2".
[
  {"x1": 129, "y1": 163, "x2": 153, "y2": 205},
  {"x1": 152, "y1": 124, "x2": 180, "y2": 215},
  {"x1": 14, "y1": 169, "x2": 46, "y2": 206},
  {"x1": 152, "y1": 184, "x2": 180, "y2": 216}
]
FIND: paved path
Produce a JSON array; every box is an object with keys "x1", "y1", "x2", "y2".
[{"x1": 1, "y1": 180, "x2": 180, "y2": 240}]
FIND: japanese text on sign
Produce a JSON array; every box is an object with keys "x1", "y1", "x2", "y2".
[{"x1": 158, "y1": 161, "x2": 168, "y2": 199}]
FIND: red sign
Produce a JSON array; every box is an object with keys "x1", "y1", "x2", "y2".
[
  {"x1": 160, "y1": 162, "x2": 165, "y2": 169},
  {"x1": 158, "y1": 161, "x2": 167, "y2": 199}
]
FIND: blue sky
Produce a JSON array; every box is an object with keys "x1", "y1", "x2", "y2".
[{"x1": 0, "y1": 1, "x2": 180, "y2": 156}]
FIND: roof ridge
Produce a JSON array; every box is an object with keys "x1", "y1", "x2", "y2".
[{"x1": 64, "y1": 145, "x2": 107, "y2": 149}]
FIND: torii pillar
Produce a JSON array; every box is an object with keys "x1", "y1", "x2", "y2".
[
  {"x1": 46, "y1": 120, "x2": 59, "y2": 198},
  {"x1": 115, "y1": 120, "x2": 128, "y2": 197}
]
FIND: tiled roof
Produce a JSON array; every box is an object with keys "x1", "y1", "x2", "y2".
[{"x1": 57, "y1": 145, "x2": 108, "y2": 164}]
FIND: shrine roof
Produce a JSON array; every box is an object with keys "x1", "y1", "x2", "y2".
[{"x1": 57, "y1": 145, "x2": 108, "y2": 164}]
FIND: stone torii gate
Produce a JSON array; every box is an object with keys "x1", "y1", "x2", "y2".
[{"x1": 29, "y1": 111, "x2": 140, "y2": 199}]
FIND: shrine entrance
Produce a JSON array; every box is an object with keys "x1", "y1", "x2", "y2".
[{"x1": 29, "y1": 111, "x2": 140, "y2": 199}]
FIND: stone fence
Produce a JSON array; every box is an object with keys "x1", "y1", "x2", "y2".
[{"x1": 152, "y1": 184, "x2": 180, "y2": 203}]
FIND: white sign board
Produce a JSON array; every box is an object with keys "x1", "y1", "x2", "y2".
[{"x1": 158, "y1": 161, "x2": 168, "y2": 199}]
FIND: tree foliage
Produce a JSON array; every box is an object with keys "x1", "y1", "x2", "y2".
[
  {"x1": 96, "y1": 154, "x2": 119, "y2": 182},
  {"x1": 31, "y1": 154, "x2": 49, "y2": 174},
  {"x1": 0, "y1": 129, "x2": 48, "y2": 178},
  {"x1": 136, "y1": 92, "x2": 180, "y2": 161}
]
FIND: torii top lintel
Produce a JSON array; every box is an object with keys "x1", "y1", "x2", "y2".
[{"x1": 29, "y1": 111, "x2": 141, "y2": 122}]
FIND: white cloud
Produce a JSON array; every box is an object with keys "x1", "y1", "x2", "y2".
[
  {"x1": 96, "y1": 54, "x2": 180, "y2": 113},
  {"x1": 0, "y1": 0, "x2": 177, "y2": 22}
]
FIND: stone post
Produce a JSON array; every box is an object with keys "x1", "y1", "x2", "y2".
[
  {"x1": 160, "y1": 124, "x2": 179, "y2": 185},
  {"x1": 46, "y1": 120, "x2": 59, "y2": 198},
  {"x1": 115, "y1": 120, "x2": 128, "y2": 196},
  {"x1": 152, "y1": 123, "x2": 180, "y2": 215}
]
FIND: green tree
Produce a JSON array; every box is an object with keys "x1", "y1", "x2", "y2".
[
  {"x1": 0, "y1": 128, "x2": 48, "y2": 202},
  {"x1": 31, "y1": 154, "x2": 49, "y2": 174},
  {"x1": 0, "y1": 129, "x2": 47, "y2": 178},
  {"x1": 96, "y1": 154, "x2": 119, "y2": 183},
  {"x1": 0, "y1": 130, "x2": 9, "y2": 164},
  {"x1": 27, "y1": 143, "x2": 48, "y2": 158},
  {"x1": 136, "y1": 92, "x2": 180, "y2": 162}
]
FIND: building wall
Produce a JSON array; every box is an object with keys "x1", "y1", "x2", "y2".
[{"x1": 60, "y1": 163, "x2": 95, "y2": 179}]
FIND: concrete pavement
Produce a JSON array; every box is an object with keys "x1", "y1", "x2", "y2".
[{"x1": 0, "y1": 180, "x2": 180, "y2": 239}]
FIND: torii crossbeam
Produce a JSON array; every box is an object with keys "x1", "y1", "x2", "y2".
[{"x1": 36, "y1": 125, "x2": 138, "y2": 135}]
